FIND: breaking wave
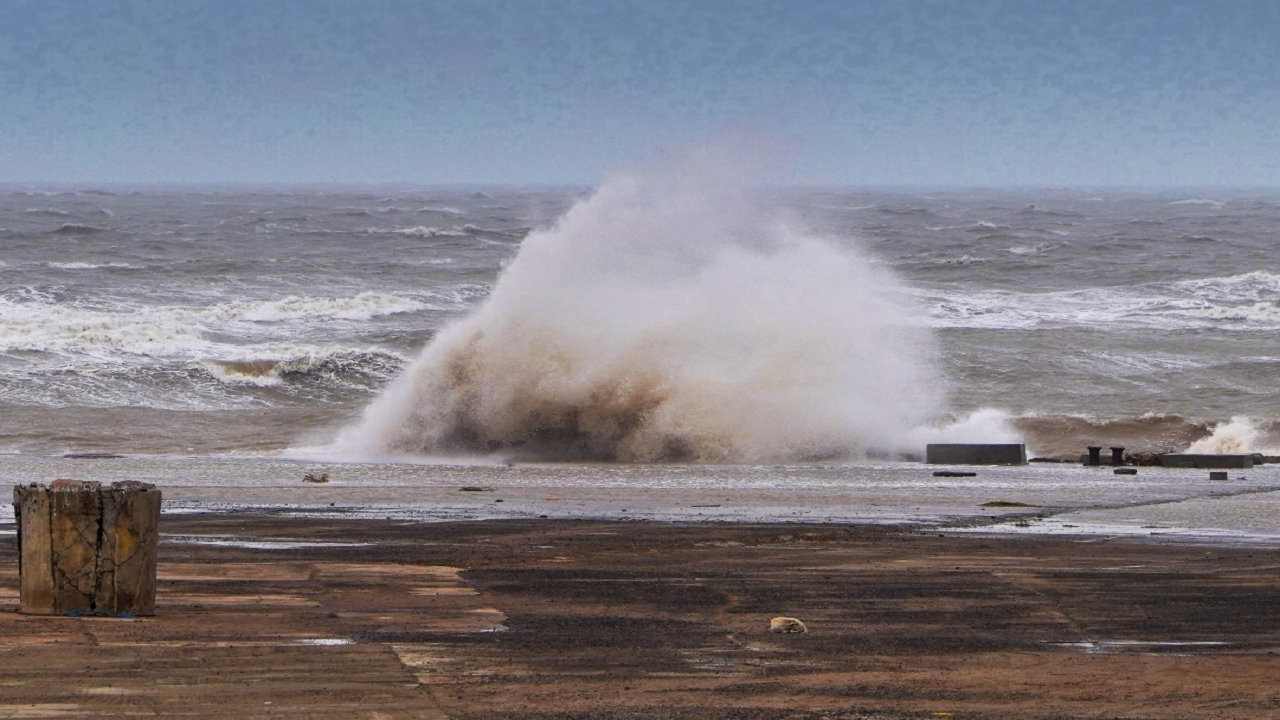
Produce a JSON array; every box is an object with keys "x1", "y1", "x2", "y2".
[
  {"x1": 1186, "y1": 416, "x2": 1280, "y2": 455},
  {"x1": 50, "y1": 223, "x2": 105, "y2": 234},
  {"x1": 45, "y1": 261, "x2": 137, "y2": 270},
  {"x1": 927, "y1": 271, "x2": 1280, "y2": 330},
  {"x1": 392, "y1": 225, "x2": 471, "y2": 238},
  {"x1": 938, "y1": 255, "x2": 989, "y2": 265},
  {"x1": 1169, "y1": 198, "x2": 1226, "y2": 208},
  {"x1": 0, "y1": 349, "x2": 407, "y2": 411},
  {"x1": 229, "y1": 293, "x2": 426, "y2": 322},
  {"x1": 388, "y1": 224, "x2": 526, "y2": 239},
  {"x1": 0, "y1": 291, "x2": 429, "y2": 357},
  {"x1": 337, "y1": 149, "x2": 943, "y2": 462},
  {"x1": 1007, "y1": 413, "x2": 1280, "y2": 458},
  {"x1": 201, "y1": 349, "x2": 407, "y2": 390}
]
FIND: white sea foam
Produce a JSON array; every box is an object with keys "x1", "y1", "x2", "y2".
[
  {"x1": 391, "y1": 226, "x2": 470, "y2": 238},
  {"x1": 336, "y1": 148, "x2": 943, "y2": 462},
  {"x1": 1007, "y1": 243, "x2": 1052, "y2": 255},
  {"x1": 51, "y1": 223, "x2": 105, "y2": 234},
  {"x1": 1185, "y1": 416, "x2": 1279, "y2": 455},
  {"x1": 925, "y1": 222, "x2": 1002, "y2": 232},
  {"x1": 1059, "y1": 350, "x2": 1204, "y2": 376},
  {"x1": 927, "y1": 271, "x2": 1280, "y2": 331},
  {"x1": 938, "y1": 255, "x2": 988, "y2": 265},
  {"x1": 1170, "y1": 271, "x2": 1280, "y2": 303},
  {"x1": 909, "y1": 408, "x2": 1024, "y2": 449},
  {"x1": 228, "y1": 292, "x2": 425, "y2": 322},
  {"x1": 45, "y1": 261, "x2": 136, "y2": 270},
  {"x1": 1169, "y1": 199, "x2": 1226, "y2": 208},
  {"x1": 0, "y1": 292, "x2": 427, "y2": 357},
  {"x1": 0, "y1": 299, "x2": 214, "y2": 357},
  {"x1": 1177, "y1": 302, "x2": 1280, "y2": 323},
  {"x1": 0, "y1": 344, "x2": 407, "y2": 411}
]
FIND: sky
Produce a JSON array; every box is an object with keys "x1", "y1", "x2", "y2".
[{"x1": 1, "y1": 0, "x2": 1278, "y2": 186}]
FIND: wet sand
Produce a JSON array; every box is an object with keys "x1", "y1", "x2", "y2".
[{"x1": 3, "y1": 514, "x2": 1280, "y2": 718}]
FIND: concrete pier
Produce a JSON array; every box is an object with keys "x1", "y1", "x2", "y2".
[
  {"x1": 1160, "y1": 454, "x2": 1255, "y2": 469},
  {"x1": 926, "y1": 444, "x2": 1027, "y2": 466},
  {"x1": 14, "y1": 480, "x2": 161, "y2": 616}
]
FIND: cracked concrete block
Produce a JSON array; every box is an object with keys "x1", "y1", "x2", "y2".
[
  {"x1": 96, "y1": 481, "x2": 161, "y2": 615},
  {"x1": 13, "y1": 480, "x2": 161, "y2": 616},
  {"x1": 49, "y1": 480, "x2": 102, "y2": 614},
  {"x1": 15, "y1": 483, "x2": 55, "y2": 614}
]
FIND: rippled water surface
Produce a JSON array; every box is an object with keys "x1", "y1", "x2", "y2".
[{"x1": 2, "y1": 187, "x2": 1279, "y2": 456}]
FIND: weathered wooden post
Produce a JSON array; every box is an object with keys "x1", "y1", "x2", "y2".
[{"x1": 14, "y1": 480, "x2": 160, "y2": 616}]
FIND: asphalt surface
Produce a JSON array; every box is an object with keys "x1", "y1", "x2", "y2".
[{"x1": 3, "y1": 514, "x2": 1280, "y2": 718}]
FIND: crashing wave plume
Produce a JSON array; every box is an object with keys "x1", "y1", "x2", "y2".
[{"x1": 339, "y1": 150, "x2": 942, "y2": 462}]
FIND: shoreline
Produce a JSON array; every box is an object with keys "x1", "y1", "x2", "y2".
[
  {"x1": 5, "y1": 513, "x2": 1280, "y2": 717},
  {"x1": 6, "y1": 453, "x2": 1280, "y2": 548},
  {"x1": 7, "y1": 450, "x2": 1280, "y2": 545}
]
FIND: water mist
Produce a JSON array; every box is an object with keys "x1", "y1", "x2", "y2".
[{"x1": 337, "y1": 151, "x2": 944, "y2": 462}]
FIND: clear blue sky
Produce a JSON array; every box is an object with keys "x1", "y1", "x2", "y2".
[{"x1": 2, "y1": 0, "x2": 1277, "y2": 186}]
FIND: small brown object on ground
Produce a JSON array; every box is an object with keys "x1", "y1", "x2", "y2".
[
  {"x1": 769, "y1": 616, "x2": 807, "y2": 633},
  {"x1": 303, "y1": 472, "x2": 329, "y2": 483}
]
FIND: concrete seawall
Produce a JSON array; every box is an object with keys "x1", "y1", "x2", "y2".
[
  {"x1": 926, "y1": 444, "x2": 1027, "y2": 466},
  {"x1": 1160, "y1": 454, "x2": 1255, "y2": 469}
]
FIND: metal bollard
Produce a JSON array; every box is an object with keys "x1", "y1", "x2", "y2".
[
  {"x1": 1087, "y1": 446, "x2": 1102, "y2": 466},
  {"x1": 1111, "y1": 446, "x2": 1126, "y2": 467}
]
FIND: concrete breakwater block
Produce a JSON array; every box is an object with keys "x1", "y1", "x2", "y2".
[
  {"x1": 926, "y1": 444, "x2": 1027, "y2": 466},
  {"x1": 13, "y1": 480, "x2": 161, "y2": 616},
  {"x1": 1159, "y1": 454, "x2": 1254, "y2": 469}
]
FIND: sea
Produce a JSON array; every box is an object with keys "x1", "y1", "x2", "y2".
[{"x1": 3, "y1": 181, "x2": 1280, "y2": 541}]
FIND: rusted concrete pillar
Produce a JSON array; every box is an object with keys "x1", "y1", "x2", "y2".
[{"x1": 14, "y1": 480, "x2": 160, "y2": 616}]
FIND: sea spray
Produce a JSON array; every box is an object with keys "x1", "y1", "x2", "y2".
[
  {"x1": 1187, "y1": 416, "x2": 1279, "y2": 455},
  {"x1": 910, "y1": 408, "x2": 1022, "y2": 450},
  {"x1": 337, "y1": 153, "x2": 944, "y2": 462}
]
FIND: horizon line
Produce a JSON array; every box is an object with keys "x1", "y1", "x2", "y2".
[{"x1": 3, "y1": 181, "x2": 1279, "y2": 193}]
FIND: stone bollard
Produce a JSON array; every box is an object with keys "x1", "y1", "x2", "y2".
[
  {"x1": 14, "y1": 480, "x2": 161, "y2": 616},
  {"x1": 1087, "y1": 446, "x2": 1102, "y2": 466}
]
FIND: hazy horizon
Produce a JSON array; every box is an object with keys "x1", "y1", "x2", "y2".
[{"x1": 6, "y1": 181, "x2": 1280, "y2": 193}]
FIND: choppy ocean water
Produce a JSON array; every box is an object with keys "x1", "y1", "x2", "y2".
[{"x1": 3, "y1": 186, "x2": 1278, "y2": 459}]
